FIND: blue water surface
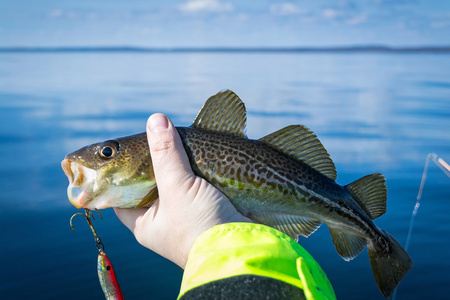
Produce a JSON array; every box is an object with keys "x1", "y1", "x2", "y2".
[{"x1": 0, "y1": 52, "x2": 449, "y2": 299}]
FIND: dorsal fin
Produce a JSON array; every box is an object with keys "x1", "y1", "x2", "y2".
[
  {"x1": 192, "y1": 90, "x2": 247, "y2": 138},
  {"x1": 251, "y1": 212, "x2": 322, "y2": 242},
  {"x1": 259, "y1": 125, "x2": 337, "y2": 180},
  {"x1": 329, "y1": 228, "x2": 367, "y2": 261},
  {"x1": 345, "y1": 173, "x2": 387, "y2": 219}
]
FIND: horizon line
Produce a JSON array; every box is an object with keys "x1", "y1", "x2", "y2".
[{"x1": 1, "y1": 45, "x2": 450, "y2": 53}]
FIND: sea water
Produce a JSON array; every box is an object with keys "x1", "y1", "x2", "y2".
[{"x1": 0, "y1": 51, "x2": 449, "y2": 299}]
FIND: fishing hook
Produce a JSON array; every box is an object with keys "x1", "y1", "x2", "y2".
[{"x1": 70, "y1": 208, "x2": 105, "y2": 253}]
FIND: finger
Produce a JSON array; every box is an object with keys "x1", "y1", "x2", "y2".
[{"x1": 146, "y1": 113, "x2": 194, "y2": 192}]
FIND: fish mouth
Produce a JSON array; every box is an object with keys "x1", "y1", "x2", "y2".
[{"x1": 61, "y1": 159, "x2": 96, "y2": 209}]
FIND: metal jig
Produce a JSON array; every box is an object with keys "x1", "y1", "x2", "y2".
[{"x1": 70, "y1": 209, "x2": 125, "y2": 299}]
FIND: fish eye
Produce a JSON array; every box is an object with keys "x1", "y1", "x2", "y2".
[
  {"x1": 101, "y1": 146, "x2": 114, "y2": 157},
  {"x1": 99, "y1": 140, "x2": 120, "y2": 159}
]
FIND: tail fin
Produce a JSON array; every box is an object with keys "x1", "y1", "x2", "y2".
[{"x1": 368, "y1": 231, "x2": 412, "y2": 298}]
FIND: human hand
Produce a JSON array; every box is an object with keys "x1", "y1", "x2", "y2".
[{"x1": 114, "y1": 113, "x2": 252, "y2": 268}]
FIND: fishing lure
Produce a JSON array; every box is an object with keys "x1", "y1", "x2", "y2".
[{"x1": 70, "y1": 209, "x2": 125, "y2": 300}]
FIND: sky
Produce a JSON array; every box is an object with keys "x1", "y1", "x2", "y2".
[{"x1": 1, "y1": 0, "x2": 450, "y2": 47}]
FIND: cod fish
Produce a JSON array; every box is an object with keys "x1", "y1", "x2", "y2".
[{"x1": 62, "y1": 90, "x2": 412, "y2": 298}]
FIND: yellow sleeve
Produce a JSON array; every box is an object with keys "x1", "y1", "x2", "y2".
[{"x1": 178, "y1": 223, "x2": 336, "y2": 300}]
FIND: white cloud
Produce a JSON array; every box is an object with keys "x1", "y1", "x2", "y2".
[
  {"x1": 322, "y1": 9, "x2": 343, "y2": 19},
  {"x1": 432, "y1": 21, "x2": 450, "y2": 28},
  {"x1": 346, "y1": 14, "x2": 368, "y2": 25},
  {"x1": 179, "y1": 0, "x2": 233, "y2": 13},
  {"x1": 46, "y1": 9, "x2": 98, "y2": 21},
  {"x1": 237, "y1": 14, "x2": 249, "y2": 22},
  {"x1": 48, "y1": 9, "x2": 63, "y2": 18},
  {"x1": 270, "y1": 3, "x2": 306, "y2": 16},
  {"x1": 431, "y1": 16, "x2": 450, "y2": 29}
]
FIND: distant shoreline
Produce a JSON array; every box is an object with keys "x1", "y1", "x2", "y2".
[{"x1": 1, "y1": 45, "x2": 450, "y2": 54}]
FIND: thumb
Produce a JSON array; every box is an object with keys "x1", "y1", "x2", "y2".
[{"x1": 147, "y1": 113, "x2": 194, "y2": 194}]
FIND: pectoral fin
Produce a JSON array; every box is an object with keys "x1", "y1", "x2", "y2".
[{"x1": 135, "y1": 187, "x2": 158, "y2": 209}]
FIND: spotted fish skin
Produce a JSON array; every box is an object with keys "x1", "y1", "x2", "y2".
[
  {"x1": 62, "y1": 90, "x2": 412, "y2": 298},
  {"x1": 178, "y1": 126, "x2": 384, "y2": 248}
]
